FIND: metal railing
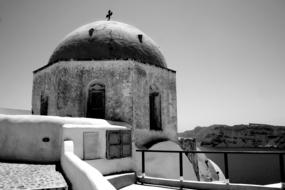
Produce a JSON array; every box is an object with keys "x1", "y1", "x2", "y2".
[{"x1": 136, "y1": 149, "x2": 285, "y2": 182}]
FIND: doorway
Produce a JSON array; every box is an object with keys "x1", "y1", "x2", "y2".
[{"x1": 87, "y1": 83, "x2": 105, "y2": 119}]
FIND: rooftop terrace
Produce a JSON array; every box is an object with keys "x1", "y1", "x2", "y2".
[{"x1": 0, "y1": 162, "x2": 67, "y2": 190}]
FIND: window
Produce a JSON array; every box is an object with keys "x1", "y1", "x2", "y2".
[
  {"x1": 106, "y1": 130, "x2": 132, "y2": 159},
  {"x1": 83, "y1": 132, "x2": 100, "y2": 160},
  {"x1": 87, "y1": 83, "x2": 105, "y2": 119},
  {"x1": 40, "y1": 95, "x2": 48, "y2": 115},
  {"x1": 149, "y1": 92, "x2": 162, "y2": 130}
]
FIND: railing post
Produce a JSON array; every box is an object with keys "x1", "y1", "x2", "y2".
[
  {"x1": 142, "y1": 151, "x2": 145, "y2": 178},
  {"x1": 224, "y1": 152, "x2": 229, "y2": 182},
  {"x1": 279, "y1": 154, "x2": 284, "y2": 182},
  {"x1": 179, "y1": 152, "x2": 183, "y2": 182}
]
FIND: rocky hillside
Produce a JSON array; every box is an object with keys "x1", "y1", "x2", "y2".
[{"x1": 179, "y1": 123, "x2": 285, "y2": 149}]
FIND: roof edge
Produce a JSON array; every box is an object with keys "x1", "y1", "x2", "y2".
[{"x1": 33, "y1": 60, "x2": 176, "y2": 74}]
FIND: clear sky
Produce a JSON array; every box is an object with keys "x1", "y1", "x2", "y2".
[{"x1": 0, "y1": 0, "x2": 284, "y2": 132}]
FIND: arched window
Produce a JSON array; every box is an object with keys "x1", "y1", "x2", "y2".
[
  {"x1": 149, "y1": 91, "x2": 162, "y2": 130},
  {"x1": 87, "y1": 83, "x2": 105, "y2": 119}
]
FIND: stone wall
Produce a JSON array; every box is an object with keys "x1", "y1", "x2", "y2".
[
  {"x1": 132, "y1": 63, "x2": 177, "y2": 147},
  {"x1": 33, "y1": 60, "x2": 177, "y2": 146},
  {"x1": 33, "y1": 61, "x2": 133, "y2": 124}
]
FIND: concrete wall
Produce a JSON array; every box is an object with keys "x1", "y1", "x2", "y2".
[
  {"x1": 62, "y1": 124, "x2": 128, "y2": 159},
  {"x1": 0, "y1": 114, "x2": 130, "y2": 164},
  {"x1": 61, "y1": 141, "x2": 116, "y2": 190},
  {"x1": 62, "y1": 123, "x2": 134, "y2": 175},
  {"x1": 0, "y1": 115, "x2": 62, "y2": 163},
  {"x1": 132, "y1": 63, "x2": 177, "y2": 147},
  {"x1": 32, "y1": 60, "x2": 177, "y2": 147},
  {"x1": 138, "y1": 177, "x2": 281, "y2": 190}
]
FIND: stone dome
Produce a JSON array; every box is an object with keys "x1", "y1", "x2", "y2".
[{"x1": 48, "y1": 20, "x2": 167, "y2": 68}]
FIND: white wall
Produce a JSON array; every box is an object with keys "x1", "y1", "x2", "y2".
[
  {"x1": 0, "y1": 114, "x2": 131, "y2": 166},
  {"x1": 62, "y1": 123, "x2": 126, "y2": 159},
  {"x1": 61, "y1": 141, "x2": 116, "y2": 190},
  {"x1": 62, "y1": 124, "x2": 134, "y2": 175},
  {"x1": 135, "y1": 141, "x2": 198, "y2": 181},
  {"x1": 0, "y1": 114, "x2": 62, "y2": 162}
]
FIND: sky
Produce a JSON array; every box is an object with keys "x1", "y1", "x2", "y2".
[{"x1": 0, "y1": 0, "x2": 284, "y2": 132}]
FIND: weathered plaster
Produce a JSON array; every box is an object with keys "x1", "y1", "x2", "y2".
[
  {"x1": 32, "y1": 60, "x2": 177, "y2": 146},
  {"x1": 131, "y1": 63, "x2": 177, "y2": 147},
  {"x1": 33, "y1": 61, "x2": 133, "y2": 124}
]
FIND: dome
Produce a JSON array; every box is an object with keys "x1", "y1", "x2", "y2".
[{"x1": 48, "y1": 20, "x2": 167, "y2": 68}]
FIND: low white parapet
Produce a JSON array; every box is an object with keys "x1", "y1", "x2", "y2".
[
  {"x1": 61, "y1": 140, "x2": 116, "y2": 190},
  {"x1": 137, "y1": 176, "x2": 282, "y2": 190}
]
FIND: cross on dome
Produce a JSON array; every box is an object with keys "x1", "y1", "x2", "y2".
[{"x1": 106, "y1": 10, "x2": 113, "y2": 21}]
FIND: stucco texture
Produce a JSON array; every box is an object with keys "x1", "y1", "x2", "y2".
[
  {"x1": 32, "y1": 60, "x2": 177, "y2": 147},
  {"x1": 33, "y1": 61, "x2": 133, "y2": 123},
  {"x1": 0, "y1": 115, "x2": 62, "y2": 163},
  {"x1": 0, "y1": 114, "x2": 130, "y2": 163}
]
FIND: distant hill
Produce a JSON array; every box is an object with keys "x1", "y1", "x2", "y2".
[
  {"x1": 178, "y1": 123, "x2": 285, "y2": 149},
  {"x1": 0, "y1": 107, "x2": 30, "y2": 115}
]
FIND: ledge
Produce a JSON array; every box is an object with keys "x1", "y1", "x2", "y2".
[{"x1": 137, "y1": 176, "x2": 282, "y2": 190}]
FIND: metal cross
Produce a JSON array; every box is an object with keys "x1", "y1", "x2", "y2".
[{"x1": 106, "y1": 10, "x2": 113, "y2": 21}]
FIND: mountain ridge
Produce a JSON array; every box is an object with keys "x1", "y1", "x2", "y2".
[{"x1": 178, "y1": 123, "x2": 285, "y2": 149}]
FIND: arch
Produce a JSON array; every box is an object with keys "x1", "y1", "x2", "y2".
[
  {"x1": 149, "y1": 86, "x2": 162, "y2": 131},
  {"x1": 149, "y1": 84, "x2": 159, "y2": 94},
  {"x1": 86, "y1": 83, "x2": 105, "y2": 119}
]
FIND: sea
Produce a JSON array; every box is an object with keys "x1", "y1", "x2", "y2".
[{"x1": 199, "y1": 146, "x2": 285, "y2": 185}]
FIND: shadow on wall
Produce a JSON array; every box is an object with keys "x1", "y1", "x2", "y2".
[{"x1": 134, "y1": 129, "x2": 177, "y2": 149}]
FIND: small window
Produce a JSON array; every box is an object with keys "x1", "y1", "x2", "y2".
[
  {"x1": 106, "y1": 130, "x2": 132, "y2": 159},
  {"x1": 149, "y1": 92, "x2": 162, "y2": 130},
  {"x1": 40, "y1": 95, "x2": 48, "y2": 115}
]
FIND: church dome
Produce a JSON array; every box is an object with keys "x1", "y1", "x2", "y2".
[{"x1": 48, "y1": 20, "x2": 167, "y2": 68}]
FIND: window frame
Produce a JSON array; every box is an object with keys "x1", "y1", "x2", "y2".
[
  {"x1": 106, "y1": 130, "x2": 132, "y2": 159},
  {"x1": 149, "y1": 91, "x2": 162, "y2": 131}
]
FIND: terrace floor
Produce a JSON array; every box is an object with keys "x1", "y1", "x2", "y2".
[{"x1": 0, "y1": 162, "x2": 67, "y2": 190}]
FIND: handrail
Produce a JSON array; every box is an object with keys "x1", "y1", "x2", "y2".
[
  {"x1": 136, "y1": 149, "x2": 285, "y2": 183},
  {"x1": 136, "y1": 149, "x2": 285, "y2": 154}
]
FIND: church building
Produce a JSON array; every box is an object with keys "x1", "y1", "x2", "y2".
[
  {"x1": 32, "y1": 20, "x2": 178, "y2": 146},
  {"x1": 0, "y1": 19, "x2": 223, "y2": 189}
]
